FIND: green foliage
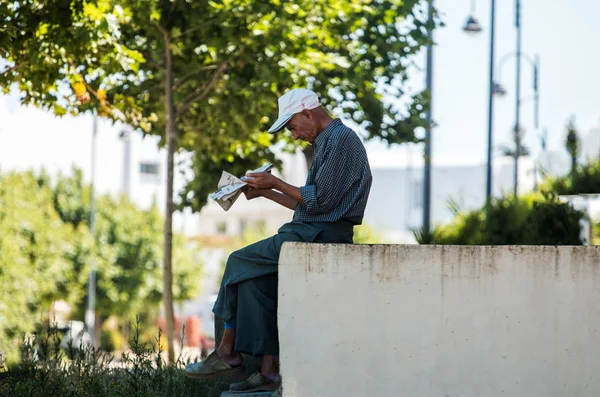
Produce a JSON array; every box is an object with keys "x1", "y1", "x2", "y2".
[
  {"x1": 42, "y1": 169, "x2": 202, "y2": 325},
  {"x1": 594, "y1": 222, "x2": 600, "y2": 245},
  {"x1": 522, "y1": 198, "x2": 584, "y2": 245},
  {"x1": 0, "y1": 169, "x2": 202, "y2": 361},
  {"x1": 423, "y1": 193, "x2": 584, "y2": 246},
  {"x1": 100, "y1": 327, "x2": 125, "y2": 353},
  {"x1": 540, "y1": 160, "x2": 600, "y2": 195},
  {"x1": 2, "y1": 0, "x2": 437, "y2": 214},
  {"x1": 0, "y1": 323, "x2": 212, "y2": 397},
  {"x1": 565, "y1": 118, "x2": 580, "y2": 160},
  {"x1": 0, "y1": 0, "x2": 147, "y2": 119},
  {"x1": 353, "y1": 224, "x2": 388, "y2": 244},
  {"x1": 0, "y1": 172, "x2": 84, "y2": 363}
]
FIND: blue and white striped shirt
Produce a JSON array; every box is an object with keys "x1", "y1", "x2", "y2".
[{"x1": 293, "y1": 119, "x2": 372, "y2": 225}]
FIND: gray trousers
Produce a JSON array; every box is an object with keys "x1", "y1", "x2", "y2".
[{"x1": 212, "y1": 220, "x2": 353, "y2": 356}]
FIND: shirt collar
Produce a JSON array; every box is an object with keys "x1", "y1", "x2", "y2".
[{"x1": 313, "y1": 118, "x2": 342, "y2": 148}]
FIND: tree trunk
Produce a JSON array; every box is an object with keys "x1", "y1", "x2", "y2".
[
  {"x1": 163, "y1": 31, "x2": 176, "y2": 364},
  {"x1": 94, "y1": 311, "x2": 101, "y2": 348}
]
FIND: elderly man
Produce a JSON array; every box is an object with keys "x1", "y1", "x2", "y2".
[{"x1": 185, "y1": 88, "x2": 372, "y2": 393}]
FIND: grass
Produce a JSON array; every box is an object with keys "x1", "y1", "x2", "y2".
[{"x1": 0, "y1": 320, "x2": 214, "y2": 397}]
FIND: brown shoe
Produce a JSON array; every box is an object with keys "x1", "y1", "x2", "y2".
[
  {"x1": 184, "y1": 351, "x2": 244, "y2": 379},
  {"x1": 229, "y1": 371, "x2": 280, "y2": 393}
]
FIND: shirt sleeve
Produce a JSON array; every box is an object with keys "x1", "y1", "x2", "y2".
[{"x1": 300, "y1": 132, "x2": 361, "y2": 215}]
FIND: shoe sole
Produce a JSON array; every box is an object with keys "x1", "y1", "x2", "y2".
[
  {"x1": 229, "y1": 382, "x2": 280, "y2": 393},
  {"x1": 185, "y1": 365, "x2": 244, "y2": 379}
]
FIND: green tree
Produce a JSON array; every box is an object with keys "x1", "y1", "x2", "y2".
[
  {"x1": 2, "y1": 0, "x2": 435, "y2": 360},
  {"x1": 43, "y1": 170, "x2": 202, "y2": 342},
  {"x1": 0, "y1": 169, "x2": 201, "y2": 361},
  {"x1": 0, "y1": 1, "x2": 145, "y2": 119},
  {"x1": 565, "y1": 117, "x2": 581, "y2": 183},
  {"x1": 0, "y1": 172, "x2": 88, "y2": 362}
]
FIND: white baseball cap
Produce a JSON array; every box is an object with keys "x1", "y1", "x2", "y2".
[{"x1": 268, "y1": 88, "x2": 321, "y2": 133}]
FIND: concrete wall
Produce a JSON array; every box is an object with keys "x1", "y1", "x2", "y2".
[{"x1": 278, "y1": 243, "x2": 600, "y2": 397}]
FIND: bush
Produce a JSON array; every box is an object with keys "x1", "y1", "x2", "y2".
[
  {"x1": 421, "y1": 193, "x2": 584, "y2": 245},
  {"x1": 0, "y1": 323, "x2": 212, "y2": 397},
  {"x1": 540, "y1": 160, "x2": 600, "y2": 195},
  {"x1": 353, "y1": 224, "x2": 388, "y2": 244}
]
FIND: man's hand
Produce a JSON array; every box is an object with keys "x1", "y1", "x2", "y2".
[
  {"x1": 244, "y1": 171, "x2": 280, "y2": 190},
  {"x1": 243, "y1": 186, "x2": 264, "y2": 201},
  {"x1": 245, "y1": 170, "x2": 305, "y2": 209}
]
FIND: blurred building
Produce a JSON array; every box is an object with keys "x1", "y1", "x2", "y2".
[{"x1": 364, "y1": 151, "x2": 544, "y2": 243}]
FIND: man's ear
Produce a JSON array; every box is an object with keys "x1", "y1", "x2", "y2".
[{"x1": 301, "y1": 109, "x2": 312, "y2": 119}]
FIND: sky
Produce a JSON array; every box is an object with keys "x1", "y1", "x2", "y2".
[
  {"x1": 367, "y1": 0, "x2": 600, "y2": 166},
  {"x1": 2, "y1": 0, "x2": 600, "y2": 171}
]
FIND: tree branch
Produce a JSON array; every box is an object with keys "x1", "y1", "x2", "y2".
[
  {"x1": 175, "y1": 62, "x2": 229, "y2": 119},
  {"x1": 172, "y1": 64, "x2": 219, "y2": 91},
  {"x1": 142, "y1": 51, "x2": 162, "y2": 69},
  {"x1": 175, "y1": 25, "x2": 205, "y2": 39},
  {"x1": 153, "y1": 21, "x2": 168, "y2": 36}
]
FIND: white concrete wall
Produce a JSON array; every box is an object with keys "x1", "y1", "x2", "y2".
[{"x1": 279, "y1": 243, "x2": 600, "y2": 397}]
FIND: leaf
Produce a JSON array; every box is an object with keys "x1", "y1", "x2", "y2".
[
  {"x1": 53, "y1": 104, "x2": 67, "y2": 116},
  {"x1": 169, "y1": 44, "x2": 183, "y2": 57}
]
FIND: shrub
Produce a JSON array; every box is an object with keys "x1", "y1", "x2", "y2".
[
  {"x1": 0, "y1": 323, "x2": 212, "y2": 397},
  {"x1": 540, "y1": 160, "x2": 600, "y2": 195},
  {"x1": 420, "y1": 193, "x2": 584, "y2": 245}
]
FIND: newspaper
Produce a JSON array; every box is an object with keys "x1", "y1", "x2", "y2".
[{"x1": 209, "y1": 163, "x2": 274, "y2": 211}]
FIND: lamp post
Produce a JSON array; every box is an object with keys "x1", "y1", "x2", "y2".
[
  {"x1": 566, "y1": 118, "x2": 579, "y2": 188},
  {"x1": 463, "y1": 0, "x2": 496, "y2": 205},
  {"x1": 513, "y1": 0, "x2": 522, "y2": 197},
  {"x1": 86, "y1": 112, "x2": 98, "y2": 347},
  {"x1": 422, "y1": 0, "x2": 434, "y2": 237},
  {"x1": 494, "y1": 51, "x2": 540, "y2": 195}
]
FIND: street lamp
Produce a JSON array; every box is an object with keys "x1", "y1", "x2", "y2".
[
  {"x1": 422, "y1": 0, "x2": 434, "y2": 237},
  {"x1": 86, "y1": 111, "x2": 98, "y2": 348},
  {"x1": 492, "y1": 82, "x2": 507, "y2": 97},
  {"x1": 463, "y1": 15, "x2": 483, "y2": 34},
  {"x1": 494, "y1": 51, "x2": 540, "y2": 196},
  {"x1": 462, "y1": 0, "x2": 496, "y2": 206},
  {"x1": 463, "y1": 0, "x2": 483, "y2": 34}
]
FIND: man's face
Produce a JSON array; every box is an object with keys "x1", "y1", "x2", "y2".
[{"x1": 285, "y1": 111, "x2": 318, "y2": 143}]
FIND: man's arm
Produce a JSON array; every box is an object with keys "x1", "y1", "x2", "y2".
[
  {"x1": 261, "y1": 188, "x2": 299, "y2": 211},
  {"x1": 243, "y1": 186, "x2": 299, "y2": 211},
  {"x1": 273, "y1": 179, "x2": 305, "y2": 206},
  {"x1": 244, "y1": 172, "x2": 306, "y2": 207}
]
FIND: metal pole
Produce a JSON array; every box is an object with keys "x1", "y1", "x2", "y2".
[
  {"x1": 534, "y1": 55, "x2": 539, "y2": 130},
  {"x1": 532, "y1": 56, "x2": 540, "y2": 191},
  {"x1": 423, "y1": 0, "x2": 434, "y2": 237},
  {"x1": 86, "y1": 112, "x2": 98, "y2": 347},
  {"x1": 485, "y1": 0, "x2": 497, "y2": 204},
  {"x1": 513, "y1": 0, "x2": 522, "y2": 198}
]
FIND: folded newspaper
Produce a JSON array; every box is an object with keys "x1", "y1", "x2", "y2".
[{"x1": 209, "y1": 163, "x2": 274, "y2": 211}]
